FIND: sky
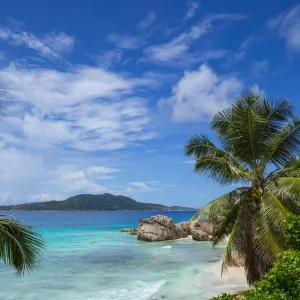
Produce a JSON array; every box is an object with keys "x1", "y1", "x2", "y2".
[{"x1": 0, "y1": 0, "x2": 300, "y2": 207}]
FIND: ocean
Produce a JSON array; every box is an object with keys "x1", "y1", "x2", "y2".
[{"x1": 0, "y1": 211, "x2": 248, "y2": 300}]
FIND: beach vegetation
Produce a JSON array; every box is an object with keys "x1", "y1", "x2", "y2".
[{"x1": 185, "y1": 93, "x2": 300, "y2": 284}]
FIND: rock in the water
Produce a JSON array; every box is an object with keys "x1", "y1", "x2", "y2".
[
  {"x1": 189, "y1": 220, "x2": 214, "y2": 241},
  {"x1": 191, "y1": 228, "x2": 211, "y2": 241},
  {"x1": 137, "y1": 215, "x2": 179, "y2": 242},
  {"x1": 121, "y1": 228, "x2": 137, "y2": 235},
  {"x1": 136, "y1": 215, "x2": 215, "y2": 242},
  {"x1": 175, "y1": 222, "x2": 190, "y2": 238},
  {"x1": 189, "y1": 220, "x2": 215, "y2": 236}
]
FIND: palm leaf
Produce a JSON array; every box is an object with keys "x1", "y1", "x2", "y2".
[
  {"x1": 269, "y1": 177, "x2": 300, "y2": 202},
  {"x1": 212, "y1": 202, "x2": 241, "y2": 245},
  {"x1": 190, "y1": 189, "x2": 242, "y2": 222},
  {"x1": 0, "y1": 218, "x2": 44, "y2": 275},
  {"x1": 185, "y1": 134, "x2": 227, "y2": 158},
  {"x1": 194, "y1": 156, "x2": 252, "y2": 185},
  {"x1": 252, "y1": 191, "x2": 286, "y2": 262},
  {"x1": 266, "y1": 118, "x2": 300, "y2": 167}
]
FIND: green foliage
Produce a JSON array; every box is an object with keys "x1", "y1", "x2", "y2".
[
  {"x1": 185, "y1": 93, "x2": 300, "y2": 284},
  {"x1": 0, "y1": 193, "x2": 196, "y2": 211},
  {"x1": 284, "y1": 214, "x2": 300, "y2": 250},
  {"x1": 243, "y1": 251, "x2": 300, "y2": 300},
  {"x1": 0, "y1": 217, "x2": 44, "y2": 274},
  {"x1": 211, "y1": 293, "x2": 233, "y2": 300}
]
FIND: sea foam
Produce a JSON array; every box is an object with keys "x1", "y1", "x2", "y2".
[{"x1": 88, "y1": 280, "x2": 166, "y2": 300}]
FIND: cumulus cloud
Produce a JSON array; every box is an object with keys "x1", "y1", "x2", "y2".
[
  {"x1": 0, "y1": 23, "x2": 75, "y2": 61},
  {"x1": 267, "y1": 4, "x2": 300, "y2": 52},
  {"x1": 158, "y1": 64, "x2": 242, "y2": 121}
]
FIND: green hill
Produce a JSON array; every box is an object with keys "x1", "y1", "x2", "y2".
[{"x1": 0, "y1": 193, "x2": 196, "y2": 211}]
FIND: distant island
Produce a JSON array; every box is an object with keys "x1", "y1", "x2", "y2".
[{"x1": 0, "y1": 193, "x2": 197, "y2": 211}]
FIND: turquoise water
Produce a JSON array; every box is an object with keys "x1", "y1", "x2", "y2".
[{"x1": 0, "y1": 211, "x2": 248, "y2": 300}]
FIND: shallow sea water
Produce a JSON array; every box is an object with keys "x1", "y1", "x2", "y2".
[{"x1": 0, "y1": 211, "x2": 248, "y2": 300}]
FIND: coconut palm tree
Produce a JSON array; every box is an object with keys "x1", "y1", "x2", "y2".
[
  {"x1": 0, "y1": 94, "x2": 44, "y2": 274},
  {"x1": 185, "y1": 93, "x2": 300, "y2": 285}
]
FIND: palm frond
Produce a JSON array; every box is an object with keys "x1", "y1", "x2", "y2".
[
  {"x1": 0, "y1": 218, "x2": 44, "y2": 275},
  {"x1": 212, "y1": 202, "x2": 241, "y2": 245},
  {"x1": 269, "y1": 177, "x2": 300, "y2": 203},
  {"x1": 222, "y1": 198, "x2": 276, "y2": 285},
  {"x1": 185, "y1": 134, "x2": 252, "y2": 184},
  {"x1": 194, "y1": 156, "x2": 252, "y2": 185},
  {"x1": 216, "y1": 93, "x2": 268, "y2": 168},
  {"x1": 252, "y1": 191, "x2": 286, "y2": 261},
  {"x1": 190, "y1": 189, "x2": 243, "y2": 222},
  {"x1": 184, "y1": 134, "x2": 224, "y2": 158},
  {"x1": 266, "y1": 118, "x2": 300, "y2": 167},
  {"x1": 221, "y1": 200, "x2": 249, "y2": 274},
  {"x1": 260, "y1": 98, "x2": 293, "y2": 137},
  {"x1": 211, "y1": 106, "x2": 234, "y2": 137}
]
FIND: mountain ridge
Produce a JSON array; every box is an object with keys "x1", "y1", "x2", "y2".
[{"x1": 0, "y1": 193, "x2": 197, "y2": 211}]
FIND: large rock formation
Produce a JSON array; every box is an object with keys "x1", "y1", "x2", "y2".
[
  {"x1": 137, "y1": 215, "x2": 180, "y2": 241},
  {"x1": 189, "y1": 220, "x2": 215, "y2": 236},
  {"x1": 175, "y1": 222, "x2": 190, "y2": 238},
  {"x1": 189, "y1": 220, "x2": 214, "y2": 241},
  {"x1": 136, "y1": 215, "x2": 215, "y2": 242}
]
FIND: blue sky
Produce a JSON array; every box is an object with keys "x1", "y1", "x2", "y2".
[{"x1": 0, "y1": 0, "x2": 300, "y2": 207}]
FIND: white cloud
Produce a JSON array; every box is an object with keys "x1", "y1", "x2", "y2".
[
  {"x1": 95, "y1": 49, "x2": 123, "y2": 68},
  {"x1": 49, "y1": 165, "x2": 112, "y2": 193},
  {"x1": 0, "y1": 24, "x2": 75, "y2": 61},
  {"x1": 0, "y1": 146, "x2": 121, "y2": 204},
  {"x1": 267, "y1": 4, "x2": 300, "y2": 52},
  {"x1": 144, "y1": 13, "x2": 247, "y2": 66},
  {"x1": 137, "y1": 12, "x2": 156, "y2": 31},
  {"x1": 183, "y1": 1, "x2": 200, "y2": 21},
  {"x1": 224, "y1": 36, "x2": 261, "y2": 67},
  {"x1": 129, "y1": 181, "x2": 174, "y2": 191},
  {"x1": 106, "y1": 12, "x2": 157, "y2": 50},
  {"x1": 43, "y1": 31, "x2": 75, "y2": 54},
  {"x1": 252, "y1": 60, "x2": 269, "y2": 77},
  {"x1": 106, "y1": 33, "x2": 144, "y2": 49},
  {"x1": 235, "y1": 36, "x2": 261, "y2": 60},
  {"x1": 0, "y1": 64, "x2": 156, "y2": 151},
  {"x1": 158, "y1": 64, "x2": 242, "y2": 121},
  {"x1": 145, "y1": 22, "x2": 209, "y2": 63},
  {"x1": 0, "y1": 148, "x2": 47, "y2": 204},
  {"x1": 0, "y1": 64, "x2": 133, "y2": 111},
  {"x1": 184, "y1": 160, "x2": 195, "y2": 164},
  {"x1": 250, "y1": 83, "x2": 266, "y2": 97}
]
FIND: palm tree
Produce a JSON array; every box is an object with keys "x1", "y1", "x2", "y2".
[
  {"x1": 185, "y1": 93, "x2": 300, "y2": 285},
  {"x1": 0, "y1": 93, "x2": 44, "y2": 274}
]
